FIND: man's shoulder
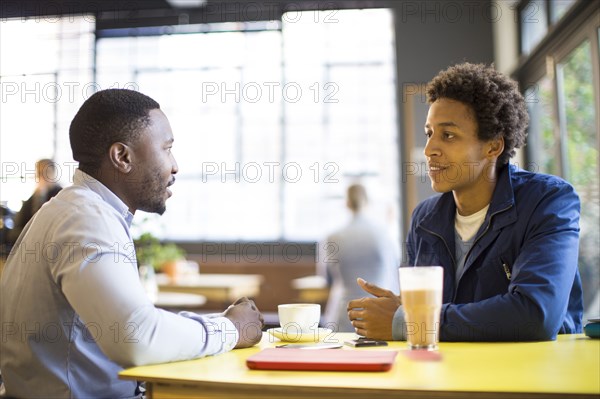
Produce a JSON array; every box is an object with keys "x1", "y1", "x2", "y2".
[
  {"x1": 510, "y1": 166, "x2": 577, "y2": 200},
  {"x1": 413, "y1": 194, "x2": 444, "y2": 218},
  {"x1": 44, "y1": 185, "x2": 127, "y2": 230},
  {"x1": 7, "y1": 187, "x2": 130, "y2": 262},
  {"x1": 54, "y1": 184, "x2": 108, "y2": 208}
]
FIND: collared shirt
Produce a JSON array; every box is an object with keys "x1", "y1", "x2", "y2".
[{"x1": 0, "y1": 169, "x2": 238, "y2": 398}]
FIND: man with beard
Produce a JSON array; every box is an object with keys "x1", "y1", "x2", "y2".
[{"x1": 0, "y1": 89, "x2": 264, "y2": 398}]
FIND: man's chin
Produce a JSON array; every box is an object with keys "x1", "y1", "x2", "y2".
[
  {"x1": 430, "y1": 183, "x2": 452, "y2": 194},
  {"x1": 139, "y1": 202, "x2": 167, "y2": 215}
]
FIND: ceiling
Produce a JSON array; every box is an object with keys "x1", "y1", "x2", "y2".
[{"x1": 1, "y1": 0, "x2": 396, "y2": 28}]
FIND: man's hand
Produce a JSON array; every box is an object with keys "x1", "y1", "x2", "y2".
[
  {"x1": 347, "y1": 278, "x2": 401, "y2": 340},
  {"x1": 223, "y1": 297, "x2": 264, "y2": 349}
]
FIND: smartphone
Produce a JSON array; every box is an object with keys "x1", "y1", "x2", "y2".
[{"x1": 344, "y1": 338, "x2": 388, "y2": 347}]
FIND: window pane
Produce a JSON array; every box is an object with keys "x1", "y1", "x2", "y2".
[
  {"x1": 282, "y1": 9, "x2": 399, "y2": 242},
  {"x1": 520, "y1": 0, "x2": 549, "y2": 54},
  {"x1": 550, "y1": 0, "x2": 576, "y2": 23},
  {"x1": 525, "y1": 76, "x2": 560, "y2": 175},
  {"x1": 97, "y1": 9, "x2": 399, "y2": 243},
  {"x1": 0, "y1": 17, "x2": 94, "y2": 211},
  {"x1": 557, "y1": 40, "x2": 599, "y2": 315},
  {"x1": 0, "y1": 74, "x2": 57, "y2": 208},
  {"x1": 97, "y1": 29, "x2": 283, "y2": 240}
]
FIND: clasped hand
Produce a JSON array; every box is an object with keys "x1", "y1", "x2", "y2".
[
  {"x1": 347, "y1": 278, "x2": 401, "y2": 340},
  {"x1": 223, "y1": 297, "x2": 264, "y2": 349}
]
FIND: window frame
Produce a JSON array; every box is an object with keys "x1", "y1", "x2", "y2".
[
  {"x1": 517, "y1": 0, "x2": 581, "y2": 56},
  {"x1": 94, "y1": 9, "x2": 400, "y2": 244},
  {"x1": 516, "y1": 1, "x2": 600, "y2": 178},
  {"x1": 514, "y1": 0, "x2": 600, "y2": 317}
]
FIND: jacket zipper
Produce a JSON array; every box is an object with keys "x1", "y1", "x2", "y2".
[
  {"x1": 502, "y1": 260, "x2": 512, "y2": 280},
  {"x1": 418, "y1": 226, "x2": 457, "y2": 301},
  {"x1": 464, "y1": 203, "x2": 513, "y2": 263},
  {"x1": 420, "y1": 202, "x2": 513, "y2": 302},
  {"x1": 418, "y1": 227, "x2": 457, "y2": 270},
  {"x1": 458, "y1": 203, "x2": 514, "y2": 300}
]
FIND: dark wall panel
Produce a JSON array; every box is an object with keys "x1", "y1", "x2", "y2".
[{"x1": 392, "y1": 0, "x2": 495, "y2": 234}]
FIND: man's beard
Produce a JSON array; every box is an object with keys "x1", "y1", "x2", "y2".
[{"x1": 136, "y1": 170, "x2": 167, "y2": 215}]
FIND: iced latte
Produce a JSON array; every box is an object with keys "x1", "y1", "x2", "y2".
[{"x1": 399, "y1": 266, "x2": 443, "y2": 350}]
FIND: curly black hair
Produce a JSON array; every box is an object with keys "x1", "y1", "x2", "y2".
[
  {"x1": 69, "y1": 89, "x2": 160, "y2": 174},
  {"x1": 426, "y1": 63, "x2": 529, "y2": 166}
]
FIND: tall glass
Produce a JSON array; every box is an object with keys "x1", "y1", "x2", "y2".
[{"x1": 399, "y1": 266, "x2": 443, "y2": 350}]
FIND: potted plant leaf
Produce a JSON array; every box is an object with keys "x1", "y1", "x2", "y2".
[{"x1": 134, "y1": 232, "x2": 186, "y2": 276}]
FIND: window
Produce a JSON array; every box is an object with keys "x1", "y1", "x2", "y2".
[
  {"x1": 96, "y1": 9, "x2": 399, "y2": 243},
  {"x1": 525, "y1": 75, "x2": 560, "y2": 175},
  {"x1": 281, "y1": 9, "x2": 398, "y2": 241},
  {"x1": 518, "y1": 0, "x2": 600, "y2": 318},
  {"x1": 520, "y1": 0, "x2": 549, "y2": 55},
  {"x1": 97, "y1": 26, "x2": 284, "y2": 241},
  {"x1": 556, "y1": 40, "x2": 599, "y2": 314},
  {"x1": 519, "y1": 0, "x2": 578, "y2": 55},
  {"x1": 550, "y1": 0, "x2": 577, "y2": 23},
  {"x1": 0, "y1": 16, "x2": 94, "y2": 211}
]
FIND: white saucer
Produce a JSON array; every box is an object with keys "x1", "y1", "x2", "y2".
[{"x1": 267, "y1": 327, "x2": 333, "y2": 343}]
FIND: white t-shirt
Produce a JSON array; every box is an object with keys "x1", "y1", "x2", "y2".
[{"x1": 455, "y1": 204, "x2": 490, "y2": 242}]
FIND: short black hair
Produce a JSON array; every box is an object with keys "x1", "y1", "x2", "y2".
[
  {"x1": 69, "y1": 89, "x2": 160, "y2": 173},
  {"x1": 426, "y1": 63, "x2": 529, "y2": 166}
]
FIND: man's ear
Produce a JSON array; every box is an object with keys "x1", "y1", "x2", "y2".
[
  {"x1": 108, "y1": 142, "x2": 133, "y2": 173},
  {"x1": 487, "y1": 137, "x2": 504, "y2": 159}
]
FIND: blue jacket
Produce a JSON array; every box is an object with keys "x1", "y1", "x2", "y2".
[{"x1": 402, "y1": 164, "x2": 583, "y2": 341}]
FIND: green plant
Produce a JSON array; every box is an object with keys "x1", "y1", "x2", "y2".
[{"x1": 134, "y1": 232, "x2": 186, "y2": 272}]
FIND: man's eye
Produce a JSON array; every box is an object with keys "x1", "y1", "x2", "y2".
[{"x1": 444, "y1": 132, "x2": 455, "y2": 139}]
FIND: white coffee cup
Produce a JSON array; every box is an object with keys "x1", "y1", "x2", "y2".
[{"x1": 278, "y1": 303, "x2": 320, "y2": 333}]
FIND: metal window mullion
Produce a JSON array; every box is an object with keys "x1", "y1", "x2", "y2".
[
  {"x1": 279, "y1": 28, "x2": 286, "y2": 241},
  {"x1": 590, "y1": 24, "x2": 600, "y2": 203},
  {"x1": 554, "y1": 60, "x2": 569, "y2": 180}
]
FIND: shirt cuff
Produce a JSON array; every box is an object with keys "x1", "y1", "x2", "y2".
[
  {"x1": 179, "y1": 312, "x2": 239, "y2": 355},
  {"x1": 392, "y1": 305, "x2": 407, "y2": 341}
]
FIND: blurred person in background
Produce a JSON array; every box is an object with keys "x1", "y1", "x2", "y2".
[
  {"x1": 0, "y1": 205, "x2": 15, "y2": 257},
  {"x1": 321, "y1": 184, "x2": 399, "y2": 332},
  {"x1": 8, "y1": 158, "x2": 62, "y2": 244}
]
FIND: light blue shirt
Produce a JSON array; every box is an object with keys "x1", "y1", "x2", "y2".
[{"x1": 0, "y1": 169, "x2": 238, "y2": 398}]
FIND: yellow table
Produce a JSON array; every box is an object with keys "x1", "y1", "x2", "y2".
[
  {"x1": 119, "y1": 333, "x2": 600, "y2": 399},
  {"x1": 156, "y1": 273, "x2": 263, "y2": 305}
]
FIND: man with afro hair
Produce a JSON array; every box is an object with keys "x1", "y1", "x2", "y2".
[{"x1": 348, "y1": 63, "x2": 583, "y2": 342}]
